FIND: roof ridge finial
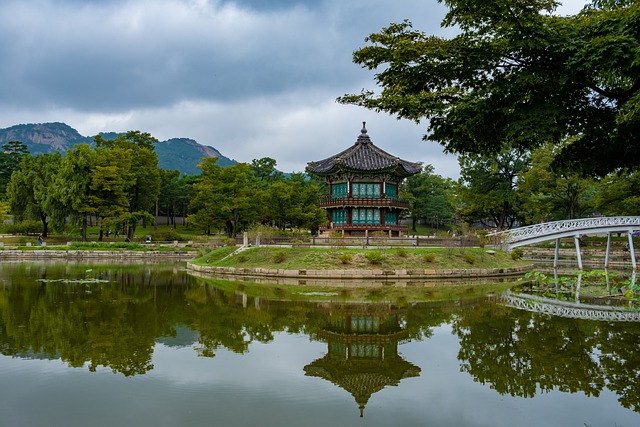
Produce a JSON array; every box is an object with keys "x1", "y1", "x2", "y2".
[{"x1": 361, "y1": 121, "x2": 367, "y2": 134}]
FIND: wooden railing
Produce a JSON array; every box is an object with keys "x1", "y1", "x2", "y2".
[{"x1": 319, "y1": 195, "x2": 410, "y2": 209}]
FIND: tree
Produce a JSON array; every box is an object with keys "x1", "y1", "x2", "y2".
[
  {"x1": 403, "y1": 165, "x2": 456, "y2": 232},
  {"x1": 457, "y1": 147, "x2": 529, "y2": 229},
  {"x1": 6, "y1": 153, "x2": 64, "y2": 237},
  {"x1": 518, "y1": 144, "x2": 598, "y2": 222},
  {"x1": 55, "y1": 144, "x2": 96, "y2": 240},
  {"x1": 0, "y1": 141, "x2": 29, "y2": 196},
  {"x1": 189, "y1": 159, "x2": 260, "y2": 237},
  {"x1": 594, "y1": 170, "x2": 640, "y2": 215},
  {"x1": 250, "y1": 157, "x2": 284, "y2": 186},
  {"x1": 95, "y1": 131, "x2": 161, "y2": 240},
  {"x1": 339, "y1": 0, "x2": 640, "y2": 176},
  {"x1": 265, "y1": 179, "x2": 326, "y2": 232},
  {"x1": 157, "y1": 169, "x2": 181, "y2": 228},
  {"x1": 86, "y1": 147, "x2": 132, "y2": 241}
]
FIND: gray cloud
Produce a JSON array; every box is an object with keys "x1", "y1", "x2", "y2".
[{"x1": 0, "y1": 0, "x2": 589, "y2": 178}]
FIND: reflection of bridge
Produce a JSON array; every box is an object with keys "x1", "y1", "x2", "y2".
[
  {"x1": 489, "y1": 216, "x2": 640, "y2": 269},
  {"x1": 502, "y1": 291, "x2": 640, "y2": 322}
]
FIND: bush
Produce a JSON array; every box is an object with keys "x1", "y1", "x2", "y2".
[
  {"x1": 364, "y1": 251, "x2": 385, "y2": 265},
  {"x1": 464, "y1": 253, "x2": 476, "y2": 264},
  {"x1": 273, "y1": 251, "x2": 286, "y2": 263},
  {"x1": 236, "y1": 254, "x2": 247, "y2": 263},
  {"x1": 338, "y1": 253, "x2": 352, "y2": 264},
  {"x1": 225, "y1": 238, "x2": 237, "y2": 247},
  {"x1": 6, "y1": 220, "x2": 42, "y2": 235},
  {"x1": 423, "y1": 253, "x2": 436, "y2": 263},
  {"x1": 150, "y1": 229, "x2": 187, "y2": 242},
  {"x1": 396, "y1": 247, "x2": 408, "y2": 257},
  {"x1": 511, "y1": 248, "x2": 524, "y2": 260}
]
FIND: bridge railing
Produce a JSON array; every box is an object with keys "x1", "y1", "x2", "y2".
[{"x1": 490, "y1": 216, "x2": 640, "y2": 244}]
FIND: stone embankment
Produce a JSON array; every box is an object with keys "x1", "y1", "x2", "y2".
[
  {"x1": 0, "y1": 249, "x2": 196, "y2": 260},
  {"x1": 187, "y1": 263, "x2": 532, "y2": 281}
]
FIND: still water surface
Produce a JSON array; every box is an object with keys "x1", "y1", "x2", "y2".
[{"x1": 1, "y1": 262, "x2": 639, "y2": 427}]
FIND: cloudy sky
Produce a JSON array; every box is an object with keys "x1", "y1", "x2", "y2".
[{"x1": 0, "y1": 0, "x2": 587, "y2": 178}]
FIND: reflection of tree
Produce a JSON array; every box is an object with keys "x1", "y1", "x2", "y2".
[
  {"x1": 598, "y1": 324, "x2": 640, "y2": 412},
  {"x1": 2, "y1": 262, "x2": 640, "y2": 415},
  {"x1": 452, "y1": 299, "x2": 640, "y2": 412},
  {"x1": 0, "y1": 263, "x2": 189, "y2": 376}
]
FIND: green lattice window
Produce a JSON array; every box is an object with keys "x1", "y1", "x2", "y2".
[
  {"x1": 352, "y1": 208, "x2": 381, "y2": 224},
  {"x1": 332, "y1": 209, "x2": 347, "y2": 224},
  {"x1": 385, "y1": 210, "x2": 397, "y2": 224},
  {"x1": 352, "y1": 183, "x2": 380, "y2": 198},
  {"x1": 331, "y1": 183, "x2": 348, "y2": 199},
  {"x1": 386, "y1": 184, "x2": 397, "y2": 198}
]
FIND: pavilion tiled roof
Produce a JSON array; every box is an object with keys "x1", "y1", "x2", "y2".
[{"x1": 306, "y1": 123, "x2": 421, "y2": 176}]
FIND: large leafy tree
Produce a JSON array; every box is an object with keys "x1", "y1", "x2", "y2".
[
  {"x1": 593, "y1": 170, "x2": 640, "y2": 215},
  {"x1": 518, "y1": 144, "x2": 598, "y2": 222},
  {"x1": 189, "y1": 159, "x2": 261, "y2": 237},
  {"x1": 95, "y1": 131, "x2": 161, "y2": 240},
  {"x1": 403, "y1": 165, "x2": 456, "y2": 232},
  {"x1": 0, "y1": 141, "x2": 29, "y2": 196},
  {"x1": 457, "y1": 148, "x2": 529, "y2": 229},
  {"x1": 6, "y1": 153, "x2": 65, "y2": 236},
  {"x1": 339, "y1": 0, "x2": 640, "y2": 176},
  {"x1": 86, "y1": 147, "x2": 132, "y2": 241},
  {"x1": 55, "y1": 144, "x2": 96, "y2": 241}
]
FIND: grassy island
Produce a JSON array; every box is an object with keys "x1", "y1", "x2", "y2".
[{"x1": 192, "y1": 245, "x2": 530, "y2": 271}]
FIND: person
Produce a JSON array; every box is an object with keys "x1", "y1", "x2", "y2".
[{"x1": 37, "y1": 234, "x2": 43, "y2": 246}]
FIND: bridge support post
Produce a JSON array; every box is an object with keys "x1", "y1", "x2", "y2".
[
  {"x1": 554, "y1": 239, "x2": 560, "y2": 269},
  {"x1": 605, "y1": 233, "x2": 612, "y2": 268},
  {"x1": 574, "y1": 235, "x2": 583, "y2": 270},
  {"x1": 628, "y1": 230, "x2": 637, "y2": 270}
]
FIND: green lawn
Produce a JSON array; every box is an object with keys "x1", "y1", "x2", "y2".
[{"x1": 193, "y1": 246, "x2": 530, "y2": 270}]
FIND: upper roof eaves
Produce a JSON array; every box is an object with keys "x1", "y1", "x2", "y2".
[{"x1": 306, "y1": 122, "x2": 421, "y2": 176}]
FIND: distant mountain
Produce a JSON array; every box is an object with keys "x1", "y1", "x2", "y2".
[{"x1": 0, "y1": 122, "x2": 236, "y2": 175}]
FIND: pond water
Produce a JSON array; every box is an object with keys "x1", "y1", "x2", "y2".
[{"x1": 1, "y1": 262, "x2": 639, "y2": 427}]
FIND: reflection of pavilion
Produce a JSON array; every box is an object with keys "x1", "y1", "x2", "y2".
[{"x1": 304, "y1": 309, "x2": 420, "y2": 417}]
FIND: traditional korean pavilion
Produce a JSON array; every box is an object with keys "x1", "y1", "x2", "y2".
[{"x1": 306, "y1": 122, "x2": 421, "y2": 236}]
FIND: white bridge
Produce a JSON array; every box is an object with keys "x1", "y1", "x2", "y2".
[
  {"x1": 489, "y1": 216, "x2": 640, "y2": 269},
  {"x1": 501, "y1": 291, "x2": 640, "y2": 322}
]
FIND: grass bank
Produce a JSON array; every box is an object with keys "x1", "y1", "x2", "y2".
[{"x1": 193, "y1": 246, "x2": 530, "y2": 270}]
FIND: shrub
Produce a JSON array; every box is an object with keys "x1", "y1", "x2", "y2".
[
  {"x1": 338, "y1": 253, "x2": 352, "y2": 264},
  {"x1": 150, "y1": 229, "x2": 187, "y2": 242},
  {"x1": 396, "y1": 247, "x2": 408, "y2": 258},
  {"x1": 273, "y1": 251, "x2": 286, "y2": 263},
  {"x1": 511, "y1": 248, "x2": 524, "y2": 260},
  {"x1": 364, "y1": 251, "x2": 385, "y2": 265},
  {"x1": 236, "y1": 254, "x2": 247, "y2": 263},
  {"x1": 6, "y1": 220, "x2": 42, "y2": 235},
  {"x1": 423, "y1": 253, "x2": 436, "y2": 263},
  {"x1": 225, "y1": 238, "x2": 237, "y2": 247},
  {"x1": 464, "y1": 254, "x2": 476, "y2": 264}
]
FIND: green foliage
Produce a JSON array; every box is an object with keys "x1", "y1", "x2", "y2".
[
  {"x1": 463, "y1": 254, "x2": 476, "y2": 265},
  {"x1": 403, "y1": 165, "x2": 456, "y2": 231},
  {"x1": 338, "y1": 253, "x2": 353, "y2": 264},
  {"x1": 396, "y1": 247, "x2": 408, "y2": 258},
  {"x1": 423, "y1": 253, "x2": 436, "y2": 263},
  {"x1": 150, "y1": 229, "x2": 187, "y2": 242},
  {"x1": 339, "y1": 2, "x2": 640, "y2": 176},
  {"x1": 458, "y1": 147, "x2": 529, "y2": 229},
  {"x1": 511, "y1": 248, "x2": 524, "y2": 261},
  {"x1": 364, "y1": 251, "x2": 385, "y2": 265},
  {"x1": 0, "y1": 140, "x2": 28, "y2": 194},
  {"x1": 6, "y1": 219, "x2": 42, "y2": 235},
  {"x1": 273, "y1": 251, "x2": 286, "y2": 263}
]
